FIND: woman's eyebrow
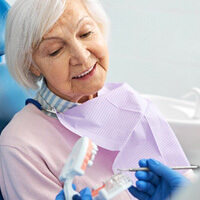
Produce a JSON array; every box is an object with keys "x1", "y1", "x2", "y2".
[
  {"x1": 41, "y1": 16, "x2": 90, "y2": 43},
  {"x1": 41, "y1": 37, "x2": 62, "y2": 43},
  {"x1": 76, "y1": 16, "x2": 90, "y2": 28}
]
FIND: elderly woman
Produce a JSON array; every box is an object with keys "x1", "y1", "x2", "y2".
[{"x1": 0, "y1": 0, "x2": 192, "y2": 199}]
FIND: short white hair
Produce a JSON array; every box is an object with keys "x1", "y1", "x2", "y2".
[{"x1": 5, "y1": 0, "x2": 110, "y2": 90}]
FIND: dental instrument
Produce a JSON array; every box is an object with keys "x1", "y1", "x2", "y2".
[{"x1": 117, "y1": 165, "x2": 200, "y2": 172}]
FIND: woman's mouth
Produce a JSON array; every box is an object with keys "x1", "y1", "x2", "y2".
[{"x1": 72, "y1": 64, "x2": 96, "y2": 80}]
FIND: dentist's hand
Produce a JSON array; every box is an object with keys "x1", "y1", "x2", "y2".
[
  {"x1": 55, "y1": 185, "x2": 92, "y2": 200},
  {"x1": 72, "y1": 187, "x2": 92, "y2": 200},
  {"x1": 55, "y1": 190, "x2": 65, "y2": 200},
  {"x1": 128, "y1": 159, "x2": 189, "y2": 200}
]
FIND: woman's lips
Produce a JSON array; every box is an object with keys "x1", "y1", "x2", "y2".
[{"x1": 72, "y1": 63, "x2": 96, "y2": 79}]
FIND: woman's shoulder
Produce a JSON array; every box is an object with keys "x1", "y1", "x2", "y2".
[
  {"x1": 2, "y1": 104, "x2": 51, "y2": 131},
  {"x1": 0, "y1": 103, "x2": 77, "y2": 172},
  {"x1": 0, "y1": 104, "x2": 62, "y2": 148}
]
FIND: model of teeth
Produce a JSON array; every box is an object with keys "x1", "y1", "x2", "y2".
[{"x1": 74, "y1": 65, "x2": 95, "y2": 79}]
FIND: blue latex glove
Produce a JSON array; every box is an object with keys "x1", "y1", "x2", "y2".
[
  {"x1": 73, "y1": 187, "x2": 92, "y2": 200},
  {"x1": 55, "y1": 190, "x2": 65, "y2": 200},
  {"x1": 55, "y1": 185, "x2": 92, "y2": 200},
  {"x1": 128, "y1": 159, "x2": 189, "y2": 200}
]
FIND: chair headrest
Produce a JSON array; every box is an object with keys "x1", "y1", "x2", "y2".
[{"x1": 0, "y1": 0, "x2": 10, "y2": 56}]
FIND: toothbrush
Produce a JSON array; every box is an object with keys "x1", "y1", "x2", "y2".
[{"x1": 59, "y1": 136, "x2": 98, "y2": 200}]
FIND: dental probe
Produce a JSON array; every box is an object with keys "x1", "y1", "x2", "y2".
[{"x1": 117, "y1": 165, "x2": 200, "y2": 172}]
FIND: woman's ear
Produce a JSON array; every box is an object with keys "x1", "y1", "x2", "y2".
[{"x1": 30, "y1": 65, "x2": 41, "y2": 77}]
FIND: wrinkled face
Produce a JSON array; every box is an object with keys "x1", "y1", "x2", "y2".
[{"x1": 31, "y1": 0, "x2": 109, "y2": 103}]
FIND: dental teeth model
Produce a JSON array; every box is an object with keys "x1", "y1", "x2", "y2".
[
  {"x1": 59, "y1": 136, "x2": 133, "y2": 200},
  {"x1": 59, "y1": 136, "x2": 98, "y2": 200},
  {"x1": 92, "y1": 172, "x2": 133, "y2": 200}
]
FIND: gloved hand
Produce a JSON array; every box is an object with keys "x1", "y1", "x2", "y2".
[
  {"x1": 128, "y1": 159, "x2": 189, "y2": 200},
  {"x1": 72, "y1": 187, "x2": 92, "y2": 200},
  {"x1": 55, "y1": 184, "x2": 92, "y2": 200},
  {"x1": 55, "y1": 190, "x2": 65, "y2": 200}
]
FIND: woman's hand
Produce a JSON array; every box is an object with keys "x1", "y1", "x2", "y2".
[{"x1": 128, "y1": 159, "x2": 189, "y2": 200}]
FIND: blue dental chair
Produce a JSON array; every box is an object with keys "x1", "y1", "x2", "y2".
[
  {"x1": 0, "y1": 0, "x2": 33, "y2": 134},
  {"x1": 0, "y1": 1, "x2": 10, "y2": 199},
  {"x1": 0, "y1": 0, "x2": 34, "y2": 199}
]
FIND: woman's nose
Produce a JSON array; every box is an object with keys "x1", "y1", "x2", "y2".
[{"x1": 69, "y1": 42, "x2": 90, "y2": 66}]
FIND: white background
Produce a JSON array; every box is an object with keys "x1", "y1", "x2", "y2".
[{"x1": 6, "y1": 0, "x2": 200, "y2": 98}]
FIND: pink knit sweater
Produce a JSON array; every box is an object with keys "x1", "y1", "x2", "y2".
[{"x1": 0, "y1": 104, "x2": 132, "y2": 199}]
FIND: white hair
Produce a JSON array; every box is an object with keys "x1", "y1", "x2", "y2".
[{"x1": 5, "y1": 0, "x2": 110, "y2": 90}]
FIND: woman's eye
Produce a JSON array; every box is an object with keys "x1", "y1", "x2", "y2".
[
  {"x1": 80, "y1": 31, "x2": 93, "y2": 38},
  {"x1": 49, "y1": 48, "x2": 62, "y2": 57}
]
